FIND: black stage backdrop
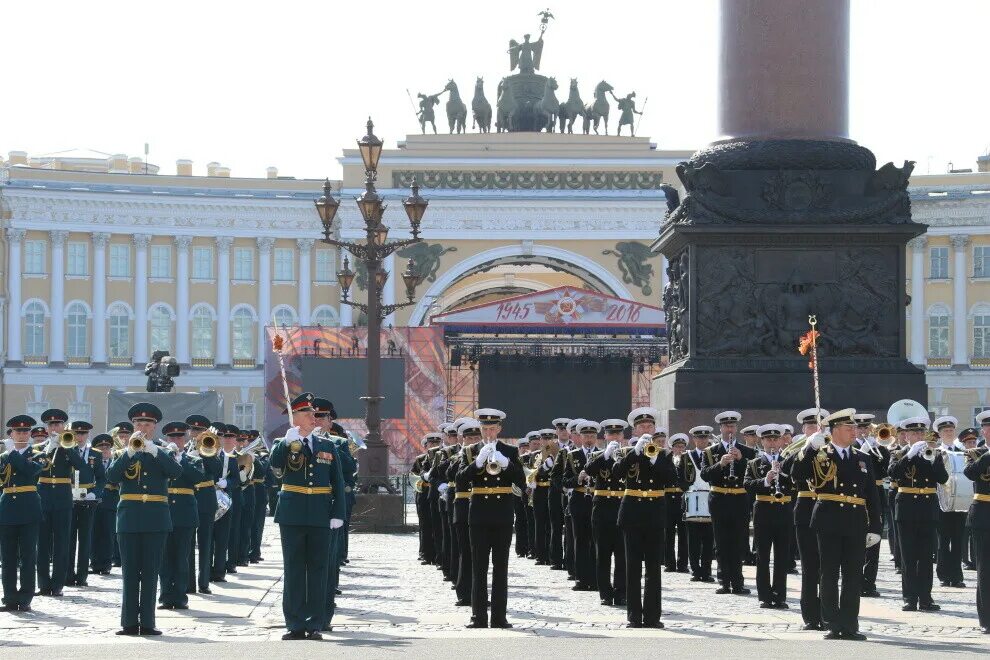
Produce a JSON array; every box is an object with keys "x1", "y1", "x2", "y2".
[
  {"x1": 477, "y1": 356, "x2": 632, "y2": 438},
  {"x1": 300, "y1": 357, "x2": 406, "y2": 419}
]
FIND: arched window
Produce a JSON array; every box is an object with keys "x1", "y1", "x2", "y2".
[
  {"x1": 66, "y1": 302, "x2": 89, "y2": 358},
  {"x1": 928, "y1": 306, "x2": 950, "y2": 359},
  {"x1": 312, "y1": 306, "x2": 340, "y2": 328},
  {"x1": 191, "y1": 305, "x2": 215, "y2": 360},
  {"x1": 974, "y1": 305, "x2": 990, "y2": 359},
  {"x1": 23, "y1": 301, "x2": 46, "y2": 356},
  {"x1": 231, "y1": 307, "x2": 256, "y2": 361},
  {"x1": 149, "y1": 304, "x2": 173, "y2": 353},
  {"x1": 273, "y1": 306, "x2": 297, "y2": 328},
  {"x1": 108, "y1": 302, "x2": 132, "y2": 359}
]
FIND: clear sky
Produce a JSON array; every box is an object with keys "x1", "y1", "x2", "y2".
[{"x1": 2, "y1": 0, "x2": 985, "y2": 180}]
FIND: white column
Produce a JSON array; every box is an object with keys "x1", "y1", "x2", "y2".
[
  {"x1": 297, "y1": 238, "x2": 314, "y2": 325},
  {"x1": 383, "y1": 252, "x2": 396, "y2": 327},
  {"x1": 6, "y1": 229, "x2": 25, "y2": 362},
  {"x1": 216, "y1": 236, "x2": 233, "y2": 365},
  {"x1": 175, "y1": 236, "x2": 191, "y2": 364},
  {"x1": 952, "y1": 234, "x2": 970, "y2": 366},
  {"x1": 257, "y1": 237, "x2": 274, "y2": 364},
  {"x1": 49, "y1": 230, "x2": 68, "y2": 363},
  {"x1": 134, "y1": 234, "x2": 151, "y2": 363},
  {"x1": 909, "y1": 237, "x2": 926, "y2": 365},
  {"x1": 92, "y1": 232, "x2": 110, "y2": 363},
  {"x1": 339, "y1": 248, "x2": 354, "y2": 327}
]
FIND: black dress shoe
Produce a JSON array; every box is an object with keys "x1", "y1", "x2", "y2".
[
  {"x1": 919, "y1": 602, "x2": 941, "y2": 611},
  {"x1": 76, "y1": 581, "x2": 88, "y2": 587},
  {"x1": 690, "y1": 575, "x2": 701, "y2": 582},
  {"x1": 550, "y1": 564, "x2": 564, "y2": 570},
  {"x1": 823, "y1": 631, "x2": 842, "y2": 640},
  {"x1": 862, "y1": 588, "x2": 881, "y2": 598},
  {"x1": 116, "y1": 626, "x2": 140, "y2": 636},
  {"x1": 0, "y1": 604, "x2": 15, "y2": 612},
  {"x1": 844, "y1": 632, "x2": 867, "y2": 641},
  {"x1": 773, "y1": 601, "x2": 789, "y2": 609},
  {"x1": 701, "y1": 576, "x2": 716, "y2": 583},
  {"x1": 50, "y1": 591, "x2": 63, "y2": 597},
  {"x1": 951, "y1": 582, "x2": 967, "y2": 588},
  {"x1": 465, "y1": 620, "x2": 488, "y2": 628},
  {"x1": 715, "y1": 587, "x2": 731, "y2": 594},
  {"x1": 571, "y1": 583, "x2": 586, "y2": 591},
  {"x1": 139, "y1": 627, "x2": 163, "y2": 636},
  {"x1": 174, "y1": 604, "x2": 189, "y2": 610},
  {"x1": 227, "y1": 568, "x2": 238, "y2": 574},
  {"x1": 491, "y1": 620, "x2": 513, "y2": 629},
  {"x1": 17, "y1": 605, "x2": 31, "y2": 612},
  {"x1": 802, "y1": 622, "x2": 821, "y2": 631},
  {"x1": 237, "y1": 562, "x2": 248, "y2": 567},
  {"x1": 732, "y1": 588, "x2": 751, "y2": 595},
  {"x1": 335, "y1": 589, "x2": 342, "y2": 595},
  {"x1": 157, "y1": 604, "x2": 175, "y2": 610},
  {"x1": 282, "y1": 630, "x2": 306, "y2": 640},
  {"x1": 645, "y1": 621, "x2": 664, "y2": 629},
  {"x1": 626, "y1": 621, "x2": 642, "y2": 628},
  {"x1": 198, "y1": 587, "x2": 212, "y2": 595},
  {"x1": 982, "y1": 626, "x2": 990, "y2": 634},
  {"x1": 940, "y1": 581, "x2": 950, "y2": 587},
  {"x1": 322, "y1": 624, "x2": 333, "y2": 632},
  {"x1": 213, "y1": 577, "x2": 227, "y2": 583},
  {"x1": 455, "y1": 599, "x2": 470, "y2": 606},
  {"x1": 307, "y1": 631, "x2": 323, "y2": 640},
  {"x1": 663, "y1": 566, "x2": 676, "y2": 573},
  {"x1": 600, "y1": 598, "x2": 613, "y2": 606},
  {"x1": 902, "y1": 602, "x2": 918, "y2": 611},
  {"x1": 759, "y1": 601, "x2": 773, "y2": 609}
]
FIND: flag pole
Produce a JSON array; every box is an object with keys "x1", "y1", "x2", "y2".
[
  {"x1": 808, "y1": 314, "x2": 822, "y2": 426},
  {"x1": 271, "y1": 320, "x2": 294, "y2": 428}
]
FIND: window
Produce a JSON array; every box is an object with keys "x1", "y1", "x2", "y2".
[
  {"x1": 274, "y1": 248, "x2": 294, "y2": 281},
  {"x1": 191, "y1": 306, "x2": 214, "y2": 359},
  {"x1": 24, "y1": 240, "x2": 45, "y2": 274},
  {"x1": 150, "y1": 245, "x2": 171, "y2": 278},
  {"x1": 233, "y1": 403, "x2": 256, "y2": 430},
  {"x1": 976, "y1": 247, "x2": 990, "y2": 278},
  {"x1": 23, "y1": 301, "x2": 46, "y2": 356},
  {"x1": 67, "y1": 242, "x2": 88, "y2": 276},
  {"x1": 68, "y1": 401, "x2": 92, "y2": 424},
  {"x1": 930, "y1": 247, "x2": 949, "y2": 279},
  {"x1": 232, "y1": 308, "x2": 255, "y2": 361},
  {"x1": 929, "y1": 405, "x2": 949, "y2": 418},
  {"x1": 975, "y1": 314, "x2": 990, "y2": 359},
  {"x1": 192, "y1": 246, "x2": 213, "y2": 279},
  {"x1": 315, "y1": 249, "x2": 335, "y2": 282},
  {"x1": 234, "y1": 247, "x2": 254, "y2": 280},
  {"x1": 149, "y1": 305, "x2": 173, "y2": 352},
  {"x1": 974, "y1": 407, "x2": 990, "y2": 426},
  {"x1": 108, "y1": 303, "x2": 131, "y2": 359},
  {"x1": 273, "y1": 307, "x2": 297, "y2": 328},
  {"x1": 313, "y1": 307, "x2": 339, "y2": 327},
  {"x1": 66, "y1": 302, "x2": 89, "y2": 358},
  {"x1": 109, "y1": 244, "x2": 131, "y2": 277},
  {"x1": 26, "y1": 401, "x2": 50, "y2": 420},
  {"x1": 928, "y1": 311, "x2": 950, "y2": 358}
]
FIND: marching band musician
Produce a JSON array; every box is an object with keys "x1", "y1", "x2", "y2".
[
  {"x1": 427, "y1": 430, "x2": 452, "y2": 580},
  {"x1": 963, "y1": 431, "x2": 990, "y2": 634},
  {"x1": 933, "y1": 415, "x2": 967, "y2": 589},
  {"x1": 158, "y1": 421, "x2": 205, "y2": 611},
  {"x1": 700, "y1": 410, "x2": 755, "y2": 596},
  {"x1": 560, "y1": 418, "x2": 585, "y2": 581},
  {"x1": 520, "y1": 432, "x2": 541, "y2": 561},
  {"x1": 458, "y1": 408, "x2": 523, "y2": 629},
  {"x1": 186, "y1": 416, "x2": 220, "y2": 595},
  {"x1": 744, "y1": 424, "x2": 793, "y2": 609},
  {"x1": 108, "y1": 403, "x2": 183, "y2": 636},
  {"x1": 411, "y1": 433, "x2": 441, "y2": 564},
  {"x1": 66, "y1": 420, "x2": 105, "y2": 588},
  {"x1": 547, "y1": 417, "x2": 571, "y2": 571},
  {"x1": 91, "y1": 433, "x2": 118, "y2": 576},
  {"x1": 0, "y1": 415, "x2": 44, "y2": 611},
  {"x1": 451, "y1": 419, "x2": 479, "y2": 607},
  {"x1": 515, "y1": 435, "x2": 533, "y2": 560},
  {"x1": 223, "y1": 426, "x2": 248, "y2": 575},
  {"x1": 249, "y1": 430, "x2": 272, "y2": 564},
  {"x1": 532, "y1": 428, "x2": 557, "y2": 566},
  {"x1": 681, "y1": 426, "x2": 715, "y2": 583},
  {"x1": 792, "y1": 409, "x2": 881, "y2": 641},
  {"x1": 234, "y1": 430, "x2": 255, "y2": 570},
  {"x1": 887, "y1": 417, "x2": 910, "y2": 573},
  {"x1": 270, "y1": 392, "x2": 345, "y2": 641},
  {"x1": 585, "y1": 419, "x2": 629, "y2": 606},
  {"x1": 853, "y1": 413, "x2": 887, "y2": 598},
  {"x1": 442, "y1": 423, "x2": 464, "y2": 583},
  {"x1": 212, "y1": 424, "x2": 243, "y2": 583},
  {"x1": 312, "y1": 398, "x2": 351, "y2": 608},
  {"x1": 564, "y1": 419, "x2": 601, "y2": 592},
  {"x1": 889, "y1": 414, "x2": 949, "y2": 612},
  {"x1": 664, "y1": 433, "x2": 688, "y2": 574}
]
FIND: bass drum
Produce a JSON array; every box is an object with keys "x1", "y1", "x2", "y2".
[
  {"x1": 215, "y1": 489, "x2": 232, "y2": 521},
  {"x1": 937, "y1": 451, "x2": 974, "y2": 513},
  {"x1": 684, "y1": 489, "x2": 711, "y2": 522}
]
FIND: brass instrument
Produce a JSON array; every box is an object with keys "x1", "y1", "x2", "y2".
[
  {"x1": 128, "y1": 431, "x2": 148, "y2": 452},
  {"x1": 57, "y1": 431, "x2": 77, "y2": 449},
  {"x1": 485, "y1": 457, "x2": 503, "y2": 476},
  {"x1": 874, "y1": 423, "x2": 895, "y2": 444},
  {"x1": 965, "y1": 446, "x2": 990, "y2": 464},
  {"x1": 234, "y1": 438, "x2": 265, "y2": 472},
  {"x1": 539, "y1": 439, "x2": 560, "y2": 467},
  {"x1": 196, "y1": 430, "x2": 220, "y2": 458},
  {"x1": 643, "y1": 440, "x2": 663, "y2": 459}
]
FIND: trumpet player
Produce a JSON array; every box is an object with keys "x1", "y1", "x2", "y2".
[
  {"x1": 212, "y1": 424, "x2": 244, "y2": 583},
  {"x1": 531, "y1": 429, "x2": 557, "y2": 566},
  {"x1": 664, "y1": 433, "x2": 689, "y2": 575},
  {"x1": 184, "y1": 416, "x2": 220, "y2": 595},
  {"x1": 564, "y1": 420, "x2": 601, "y2": 592},
  {"x1": 854, "y1": 413, "x2": 889, "y2": 598},
  {"x1": 889, "y1": 415, "x2": 949, "y2": 612},
  {"x1": 451, "y1": 420, "x2": 479, "y2": 607},
  {"x1": 90, "y1": 433, "x2": 118, "y2": 576},
  {"x1": 0, "y1": 415, "x2": 45, "y2": 611},
  {"x1": 158, "y1": 422, "x2": 205, "y2": 610},
  {"x1": 547, "y1": 417, "x2": 571, "y2": 571},
  {"x1": 962, "y1": 431, "x2": 990, "y2": 634},
  {"x1": 585, "y1": 419, "x2": 629, "y2": 606},
  {"x1": 933, "y1": 415, "x2": 967, "y2": 589}
]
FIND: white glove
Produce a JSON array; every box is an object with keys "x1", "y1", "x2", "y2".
[
  {"x1": 84, "y1": 492, "x2": 96, "y2": 501},
  {"x1": 187, "y1": 449, "x2": 200, "y2": 458},
  {"x1": 866, "y1": 532, "x2": 881, "y2": 548},
  {"x1": 634, "y1": 434, "x2": 650, "y2": 455},
  {"x1": 438, "y1": 483, "x2": 449, "y2": 495},
  {"x1": 217, "y1": 478, "x2": 228, "y2": 489},
  {"x1": 807, "y1": 432, "x2": 826, "y2": 450},
  {"x1": 423, "y1": 470, "x2": 432, "y2": 481},
  {"x1": 284, "y1": 427, "x2": 302, "y2": 442},
  {"x1": 475, "y1": 444, "x2": 493, "y2": 468},
  {"x1": 145, "y1": 442, "x2": 159, "y2": 457},
  {"x1": 239, "y1": 468, "x2": 250, "y2": 482},
  {"x1": 166, "y1": 442, "x2": 180, "y2": 454},
  {"x1": 604, "y1": 441, "x2": 619, "y2": 460},
  {"x1": 543, "y1": 457, "x2": 554, "y2": 469},
  {"x1": 907, "y1": 440, "x2": 927, "y2": 458},
  {"x1": 330, "y1": 518, "x2": 344, "y2": 529},
  {"x1": 126, "y1": 445, "x2": 137, "y2": 458},
  {"x1": 46, "y1": 437, "x2": 59, "y2": 451},
  {"x1": 493, "y1": 451, "x2": 509, "y2": 469},
  {"x1": 2, "y1": 438, "x2": 14, "y2": 453}
]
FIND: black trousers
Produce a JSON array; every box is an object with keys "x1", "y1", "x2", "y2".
[
  {"x1": 454, "y1": 518, "x2": 472, "y2": 603},
  {"x1": 430, "y1": 496, "x2": 442, "y2": 567},
  {"x1": 712, "y1": 506, "x2": 747, "y2": 589},
  {"x1": 37, "y1": 508, "x2": 71, "y2": 593},
  {"x1": 446, "y1": 506, "x2": 458, "y2": 581},
  {"x1": 936, "y1": 511, "x2": 966, "y2": 585},
  {"x1": 887, "y1": 490, "x2": 900, "y2": 566},
  {"x1": 862, "y1": 486, "x2": 885, "y2": 588},
  {"x1": 664, "y1": 497, "x2": 687, "y2": 570},
  {"x1": 592, "y1": 501, "x2": 625, "y2": 601},
  {"x1": 212, "y1": 506, "x2": 233, "y2": 579},
  {"x1": 188, "y1": 518, "x2": 214, "y2": 591},
  {"x1": 533, "y1": 489, "x2": 550, "y2": 563},
  {"x1": 564, "y1": 508, "x2": 575, "y2": 574},
  {"x1": 973, "y1": 528, "x2": 990, "y2": 629},
  {"x1": 525, "y1": 503, "x2": 536, "y2": 557},
  {"x1": 0, "y1": 522, "x2": 38, "y2": 607},
  {"x1": 514, "y1": 497, "x2": 529, "y2": 557},
  {"x1": 898, "y1": 520, "x2": 935, "y2": 604},
  {"x1": 623, "y1": 524, "x2": 663, "y2": 625},
  {"x1": 416, "y1": 491, "x2": 433, "y2": 562},
  {"x1": 817, "y1": 530, "x2": 865, "y2": 635},
  {"x1": 687, "y1": 522, "x2": 713, "y2": 578},
  {"x1": 572, "y1": 501, "x2": 595, "y2": 587},
  {"x1": 438, "y1": 499, "x2": 450, "y2": 578},
  {"x1": 796, "y1": 525, "x2": 822, "y2": 626},
  {"x1": 225, "y1": 496, "x2": 243, "y2": 571},
  {"x1": 754, "y1": 515, "x2": 789, "y2": 604},
  {"x1": 67, "y1": 502, "x2": 97, "y2": 584},
  {"x1": 469, "y1": 523, "x2": 512, "y2": 625},
  {"x1": 548, "y1": 490, "x2": 564, "y2": 566},
  {"x1": 91, "y1": 508, "x2": 116, "y2": 572}
]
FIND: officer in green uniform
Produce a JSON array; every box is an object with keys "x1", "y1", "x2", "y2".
[
  {"x1": 313, "y1": 398, "x2": 352, "y2": 621},
  {"x1": 107, "y1": 403, "x2": 182, "y2": 636},
  {"x1": 270, "y1": 392, "x2": 346, "y2": 641},
  {"x1": 66, "y1": 420, "x2": 106, "y2": 587},
  {"x1": 213, "y1": 424, "x2": 244, "y2": 580},
  {"x1": 0, "y1": 415, "x2": 44, "y2": 611},
  {"x1": 184, "y1": 415, "x2": 219, "y2": 594},
  {"x1": 249, "y1": 430, "x2": 270, "y2": 563},
  {"x1": 36, "y1": 408, "x2": 87, "y2": 597},
  {"x1": 158, "y1": 421, "x2": 204, "y2": 610},
  {"x1": 90, "y1": 433, "x2": 118, "y2": 575}
]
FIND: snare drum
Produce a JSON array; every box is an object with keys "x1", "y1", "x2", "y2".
[{"x1": 684, "y1": 489, "x2": 711, "y2": 522}]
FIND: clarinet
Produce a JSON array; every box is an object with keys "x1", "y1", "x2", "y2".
[
  {"x1": 727, "y1": 437, "x2": 735, "y2": 479},
  {"x1": 772, "y1": 453, "x2": 783, "y2": 499}
]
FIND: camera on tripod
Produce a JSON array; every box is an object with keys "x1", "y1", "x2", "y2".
[{"x1": 145, "y1": 350, "x2": 181, "y2": 393}]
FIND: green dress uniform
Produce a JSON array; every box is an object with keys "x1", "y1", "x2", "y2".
[
  {"x1": 66, "y1": 438, "x2": 107, "y2": 586},
  {"x1": 212, "y1": 437, "x2": 244, "y2": 581},
  {"x1": 160, "y1": 424, "x2": 205, "y2": 609},
  {"x1": 107, "y1": 407, "x2": 183, "y2": 635},
  {"x1": 270, "y1": 405, "x2": 346, "y2": 638},
  {"x1": 189, "y1": 450, "x2": 220, "y2": 593},
  {"x1": 36, "y1": 430, "x2": 87, "y2": 595},
  {"x1": 250, "y1": 451, "x2": 271, "y2": 562},
  {"x1": 92, "y1": 453, "x2": 119, "y2": 574},
  {"x1": 0, "y1": 415, "x2": 44, "y2": 610},
  {"x1": 963, "y1": 448, "x2": 990, "y2": 631}
]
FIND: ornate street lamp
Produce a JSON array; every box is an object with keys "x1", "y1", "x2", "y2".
[{"x1": 315, "y1": 118, "x2": 428, "y2": 488}]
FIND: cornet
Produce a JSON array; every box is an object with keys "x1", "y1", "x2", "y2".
[
  {"x1": 128, "y1": 431, "x2": 148, "y2": 452},
  {"x1": 485, "y1": 456, "x2": 503, "y2": 476},
  {"x1": 195, "y1": 430, "x2": 220, "y2": 458}
]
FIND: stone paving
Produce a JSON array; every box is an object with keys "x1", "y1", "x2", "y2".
[{"x1": 0, "y1": 520, "x2": 987, "y2": 646}]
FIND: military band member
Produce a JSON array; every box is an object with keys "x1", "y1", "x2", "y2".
[
  {"x1": 185, "y1": 416, "x2": 219, "y2": 594},
  {"x1": 109, "y1": 403, "x2": 183, "y2": 635},
  {"x1": 442, "y1": 423, "x2": 463, "y2": 581},
  {"x1": 547, "y1": 417, "x2": 571, "y2": 570},
  {"x1": 212, "y1": 424, "x2": 244, "y2": 582},
  {"x1": 91, "y1": 433, "x2": 118, "y2": 575},
  {"x1": 889, "y1": 414, "x2": 948, "y2": 612},
  {"x1": 159, "y1": 422, "x2": 205, "y2": 610},
  {"x1": 36, "y1": 408, "x2": 87, "y2": 597},
  {"x1": 664, "y1": 433, "x2": 689, "y2": 574},
  {"x1": 411, "y1": 433, "x2": 441, "y2": 564},
  {"x1": 452, "y1": 419, "x2": 480, "y2": 606},
  {"x1": 585, "y1": 419, "x2": 629, "y2": 606},
  {"x1": 459, "y1": 408, "x2": 523, "y2": 629},
  {"x1": 270, "y1": 392, "x2": 346, "y2": 640},
  {"x1": 560, "y1": 418, "x2": 585, "y2": 580},
  {"x1": 962, "y1": 435, "x2": 990, "y2": 633},
  {"x1": 234, "y1": 430, "x2": 255, "y2": 569},
  {"x1": 66, "y1": 420, "x2": 105, "y2": 588},
  {"x1": 792, "y1": 408, "x2": 881, "y2": 641},
  {"x1": 565, "y1": 420, "x2": 601, "y2": 592},
  {"x1": 521, "y1": 432, "x2": 540, "y2": 561},
  {"x1": 887, "y1": 421, "x2": 910, "y2": 572},
  {"x1": 681, "y1": 427, "x2": 715, "y2": 582},
  {"x1": 855, "y1": 412, "x2": 888, "y2": 598},
  {"x1": 532, "y1": 428, "x2": 557, "y2": 565},
  {"x1": 514, "y1": 435, "x2": 532, "y2": 559},
  {"x1": 744, "y1": 424, "x2": 792, "y2": 609},
  {"x1": 700, "y1": 410, "x2": 755, "y2": 595},
  {"x1": 223, "y1": 425, "x2": 248, "y2": 574},
  {"x1": 933, "y1": 415, "x2": 967, "y2": 588},
  {"x1": 250, "y1": 431, "x2": 272, "y2": 564},
  {"x1": 0, "y1": 415, "x2": 44, "y2": 611}
]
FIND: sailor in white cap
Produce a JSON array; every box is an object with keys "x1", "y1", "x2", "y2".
[
  {"x1": 854, "y1": 413, "x2": 890, "y2": 599},
  {"x1": 555, "y1": 418, "x2": 585, "y2": 580},
  {"x1": 700, "y1": 412, "x2": 756, "y2": 596},
  {"x1": 977, "y1": 410, "x2": 990, "y2": 447},
  {"x1": 627, "y1": 408, "x2": 660, "y2": 438},
  {"x1": 450, "y1": 420, "x2": 482, "y2": 606},
  {"x1": 564, "y1": 420, "x2": 602, "y2": 592},
  {"x1": 744, "y1": 424, "x2": 792, "y2": 609},
  {"x1": 530, "y1": 428, "x2": 557, "y2": 566},
  {"x1": 585, "y1": 419, "x2": 629, "y2": 606},
  {"x1": 681, "y1": 426, "x2": 715, "y2": 583},
  {"x1": 547, "y1": 418, "x2": 571, "y2": 571},
  {"x1": 791, "y1": 409, "x2": 882, "y2": 641},
  {"x1": 931, "y1": 416, "x2": 967, "y2": 589},
  {"x1": 664, "y1": 434, "x2": 689, "y2": 574},
  {"x1": 513, "y1": 433, "x2": 538, "y2": 561},
  {"x1": 411, "y1": 433, "x2": 443, "y2": 564}
]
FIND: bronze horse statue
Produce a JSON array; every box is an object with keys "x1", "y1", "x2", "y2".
[
  {"x1": 534, "y1": 77, "x2": 560, "y2": 133},
  {"x1": 442, "y1": 79, "x2": 467, "y2": 134},
  {"x1": 558, "y1": 78, "x2": 585, "y2": 134},
  {"x1": 583, "y1": 80, "x2": 614, "y2": 135},
  {"x1": 472, "y1": 77, "x2": 492, "y2": 133},
  {"x1": 495, "y1": 79, "x2": 516, "y2": 133}
]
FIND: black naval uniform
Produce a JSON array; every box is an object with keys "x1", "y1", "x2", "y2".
[
  {"x1": 781, "y1": 445, "x2": 822, "y2": 628},
  {"x1": 963, "y1": 450, "x2": 990, "y2": 630},
  {"x1": 411, "y1": 451, "x2": 433, "y2": 562},
  {"x1": 450, "y1": 443, "x2": 474, "y2": 605},
  {"x1": 860, "y1": 440, "x2": 891, "y2": 594},
  {"x1": 585, "y1": 448, "x2": 627, "y2": 605},
  {"x1": 664, "y1": 470, "x2": 688, "y2": 573},
  {"x1": 700, "y1": 439, "x2": 756, "y2": 593},
  {"x1": 457, "y1": 440, "x2": 523, "y2": 628},
  {"x1": 935, "y1": 445, "x2": 967, "y2": 587},
  {"x1": 547, "y1": 445, "x2": 566, "y2": 569},
  {"x1": 531, "y1": 444, "x2": 554, "y2": 564},
  {"x1": 563, "y1": 445, "x2": 597, "y2": 591},
  {"x1": 679, "y1": 448, "x2": 714, "y2": 581},
  {"x1": 744, "y1": 454, "x2": 794, "y2": 606},
  {"x1": 889, "y1": 447, "x2": 949, "y2": 608},
  {"x1": 513, "y1": 453, "x2": 530, "y2": 558}
]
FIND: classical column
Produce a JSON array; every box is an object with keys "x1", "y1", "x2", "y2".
[
  {"x1": 297, "y1": 238, "x2": 314, "y2": 325},
  {"x1": 175, "y1": 236, "x2": 192, "y2": 364},
  {"x1": 134, "y1": 234, "x2": 151, "y2": 363},
  {"x1": 952, "y1": 234, "x2": 970, "y2": 366},
  {"x1": 909, "y1": 236, "x2": 927, "y2": 365},
  {"x1": 383, "y1": 252, "x2": 396, "y2": 327},
  {"x1": 216, "y1": 236, "x2": 233, "y2": 366},
  {"x1": 50, "y1": 230, "x2": 68, "y2": 363},
  {"x1": 257, "y1": 237, "x2": 274, "y2": 363},
  {"x1": 6, "y1": 229, "x2": 25, "y2": 362},
  {"x1": 339, "y1": 249, "x2": 354, "y2": 327},
  {"x1": 92, "y1": 232, "x2": 110, "y2": 364}
]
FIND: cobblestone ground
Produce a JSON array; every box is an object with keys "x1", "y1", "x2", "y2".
[{"x1": 0, "y1": 519, "x2": 987, "y2": 649}]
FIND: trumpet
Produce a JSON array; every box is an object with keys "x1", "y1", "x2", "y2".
[
  {"x1": 234, "y1": 438, "x2": 265, "y2": 471},
  {"x1": 31, "y1": 431, "x2": 77, "y2": 452},
  {"x1": 485, "y1": 457, "x2": 503, "y2": 476},
  {"x1": 874, "y1": 423, "x2": 895, "y2": 444},
  {"x1": 965, "y1": 446, "x2": 990, "y2": 464},
  {"x1": 643, "y1": 439, "x2": 664, "y2": 459},
  {"x1": 128, "y1": 431, "x2": 148, "y2": 452},
  {"x1": 195, "y1": 430, "x2": 220, "y2": 458}
]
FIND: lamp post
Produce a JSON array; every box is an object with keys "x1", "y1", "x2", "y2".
[{"x1": 314, "y1": 118, "x2": 429, "y2": 487}]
